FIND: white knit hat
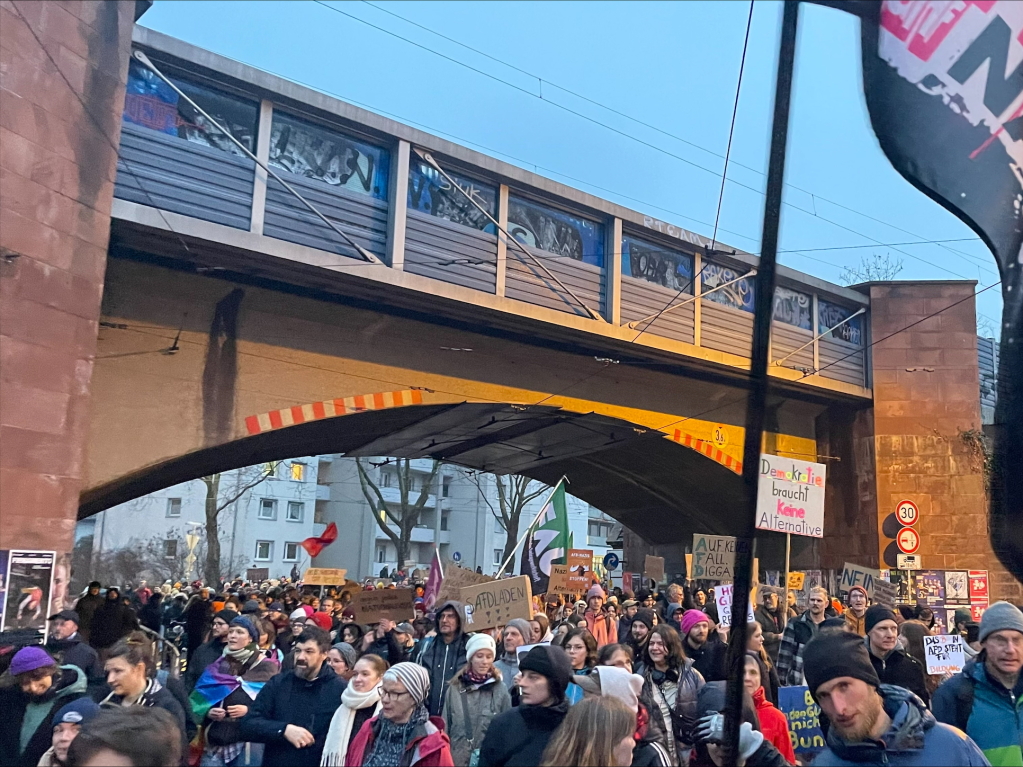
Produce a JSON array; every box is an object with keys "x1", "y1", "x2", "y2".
[
  {"x1": 594, "y1": 666, "x2": 644, "y2": 713},
  {"x1": 290, "y1": 608, "x2": 307, "y2": 621},
  {"x1": 466, "y1": 632, "x2": 497, "y2": 662}
]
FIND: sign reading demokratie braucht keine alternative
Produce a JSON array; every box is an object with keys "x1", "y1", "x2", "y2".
[{"x1": 756, "y1": 454, "x2": 826, "y2": 538}]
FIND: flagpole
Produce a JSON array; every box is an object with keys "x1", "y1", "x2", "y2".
[
  {"x1": 495, "y1": 476, "x2": 568, "y2": 578},
  {"x1": 724, "y1": 1, "x2": 799, "y2": 761}
]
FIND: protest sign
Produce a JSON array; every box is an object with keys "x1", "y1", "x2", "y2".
[
  {"x1": 924, "y1": 634, "x2": 965, "y2": 675},
  {"x1": 436, "y1": 566, "x2": 493, "y2": 604},
  {"x1": 461, "y1": 575, "x2": 533, "y2": 631},
  {"x1": 715, "y1": 583, "x2": 755, "y2": 627},
  {"x1": 246, "y1": 568, "x2": 269, "y2": 582},
  {"x1": 303, "y1": 567, "x2": 347, "y2": 586},
  {"x1": 350, "y1": 588, "x2": 415, "y2": 624},
  {"x1": 788, "y1": 571, "x2": 805, "y2": 590},
  {"x1": 548, "y1": 565, "x2": 572, "y2": 595},
  {"x1": 839, "y1": 562, "x2": 879, "y2": 597},
  {"x1": 756, "y1": 454, "x2": 826, "y2": 538},
  {"x1": 778, "y1": 686, "x2": 825, "y2": 756},
  {"x1": 872, "y1": 579, "x2": 898, "y2": 608},
  {"x1": 685, "y1": 553, "x2": 693, "y2": 578},
  {"x1": 567, "y1": 549, "x2": 594, "y2": 589},
  {"x1": 692, "y1": 535, "x2": 749, "y2": 580},
  {"x1": 644, "y1": 555, "x2": 664, "y2": 585}
]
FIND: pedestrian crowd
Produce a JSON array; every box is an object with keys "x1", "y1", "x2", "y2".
[{"x1": 0, "y1": 574, "x2": 1020, "y2": 767}]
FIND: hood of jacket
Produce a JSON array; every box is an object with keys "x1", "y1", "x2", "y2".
[
  {"x1": 824, "y1": 684, "x2": 934, "y2": 762},
  {"x1": 434, "y1": 600, "x2": 465, "y2": 637}
]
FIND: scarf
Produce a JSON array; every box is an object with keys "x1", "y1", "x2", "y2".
[
  {"x1": 223, "y1": 642, "x2": 258, "y2": 665},
  {"x1": 362, "y1": 705, "x2": 428, "y2": 767},
  {"x1": 462, "y1": 667, "x2": 491, "y2": 686},
  {"x1": 321, "y1": 684, "x2": 383, "y2": 767},
  {"x1": 188, "y1": 653, "x2": 276, "y2": 724}
]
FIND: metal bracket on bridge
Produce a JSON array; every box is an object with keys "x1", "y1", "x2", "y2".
[
  {"x1": 625, "y1": 269, "x2": 757, "y2": 330},
  {"x1": 131, "y1": 50, "x2": 383, "y2": 266},
  {"x1": 412, "y1": 147, "x2": 607, "y2": 323},
  {"x1": 771, "y1": 307, "x2": 866, "y2": 369}
]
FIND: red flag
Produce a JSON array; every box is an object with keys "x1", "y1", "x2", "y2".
[
  {"x1": 423, "y1": 548, "x2": 444, "y2": 610},
  {"x1": 301, "y1": 522, "x2": 338, "y2": 558}
]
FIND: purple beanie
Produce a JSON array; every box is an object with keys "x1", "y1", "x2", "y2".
[
  {"x1": 9, "y1": 646, "x2": 55, "y2": 676},
  {"x1": 680, "y1": 610, "x2": 711, "y2": 637}
]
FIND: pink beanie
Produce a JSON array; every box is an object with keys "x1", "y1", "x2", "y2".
[
  {"x1": 301, "y1": 604, "x2": 315, "y2": 618},
  {"x1": 586, "y1": 584, "x2": 605, "y2": 600},
  {"x1": 680, "y1": 610, "x2": 711, "y2": 637}
]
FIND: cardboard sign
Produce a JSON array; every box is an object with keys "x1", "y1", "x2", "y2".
[
  {"x1": 548, "y1": 564, "x2": 572, "y2": 595},
  {"x1": 839, "y1": 562, "x2": 879, "y2": 597},
  {"x1": 685, "y1": 553, "x2": 693, "y2": 577},
  {"x1": 303, "y1": 568, "x2": 347, "y2": 586},
  {"x1": 924, "y1": 634, "x2": 965, "y2": 675},
  {"x1": 247, "y1": 568, "x2": 269, "y2": 582},
  {"x1": 756, "y1": 454, "x2": 826, "y2": 538},
  {"x1": 778, "y1": 686, "x2": 825, "y2": 755},
  {"x1": 691, "y1": 535, "x2": 751, "y2": 580},
  {"x1": 872, "y1": 579, "x2": 898, "y2": 608},
  {"x1": 350, "y1": 588, "x2": 415, "y2": 624},
  {"x1": 567, "y1": 549, "x2": 595, "y2": 589},
  {"x1": 644, "y1": 555, "x2": 665, "y2": 585},
  {"x1": 715, "y1": 583, "x2": 755, "y2": 627},
  {"x1": 460, "y1": 575, "x2": 533, "y2": 632},
  {"x1": 436, "y1": 566, "x2": 494, "y2": 604},
  {"x1": 788, "y1": 571, "x2": 805, "y2": 590}
]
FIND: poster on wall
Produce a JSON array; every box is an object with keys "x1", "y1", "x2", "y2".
[
  {"x1": 943, "y1": 571, "x2": 970, "y2": 606},
  {"x1": 1, "y1": 550, "x2": 55, "y2": 633},
  {"x1": 969, "y1": 571, "x2": 989, "y2": 603},
  {"x1": 0, "y1": 550, "x2": 9, "y2": 631},
  {"x1": 49, "y1": 552, "x2": 73, "y2": 616},
  {"x1": 914, "y1": 571, "x2": 946, "y2": 607}
]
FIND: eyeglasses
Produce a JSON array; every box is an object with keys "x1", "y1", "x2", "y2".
[{"x1": 381, "y1": 689, "x2": 412, "y2": 701}]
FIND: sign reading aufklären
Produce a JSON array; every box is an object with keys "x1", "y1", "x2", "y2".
[{"x1": 756, "y1": 454, "x2": 826, "y2": 538}]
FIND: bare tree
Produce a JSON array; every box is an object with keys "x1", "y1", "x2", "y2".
[
  {"x1": 200, "y1": 463, "x2": 279, "y2": 584},
  {"x1": 466, "y1": 473, "x2": 549, "y2": 566},
  {"x1": 356, "y1": 458, "x2": 440, "y2": 568},
  {"x1": 839, "y1": 253, "x2": 904, "y2": 285}
]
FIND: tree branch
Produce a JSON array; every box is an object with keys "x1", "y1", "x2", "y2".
[
  {"x1": 213, "y1": 463, "x2": 278, "y2": 513},
  {"x1": 357, "y1": 458, "x2": 401, "y2": 549}
]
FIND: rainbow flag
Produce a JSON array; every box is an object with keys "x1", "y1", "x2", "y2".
[{"x1": 188, "y1": 657, "x2": 273, "y2": 724}]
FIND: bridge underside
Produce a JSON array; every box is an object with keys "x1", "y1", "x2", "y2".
[{"x1": 81, "y1": 402, "x2": 746, "y2": 545}]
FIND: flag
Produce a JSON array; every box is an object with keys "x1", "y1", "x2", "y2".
[
  {"x1": 520, "y1": 482, "x2": 570, "y2": 594},
  {"x1": 854, "y1": 1, "x2": 1023, "y2": 581},
  {"x1": 423, "y1": 548, "x2": 443, "y2": 610},
  {"x1": 301, "y1": 522, "x2": 338, "y2": 558}
]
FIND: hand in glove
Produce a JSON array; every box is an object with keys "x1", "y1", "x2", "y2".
[{"x1": 695, "y1": 714, "x2": 765, "y2": 765}]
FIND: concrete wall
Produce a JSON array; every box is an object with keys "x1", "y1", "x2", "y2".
[{"x1": 0, "y1": 1, "x2": 137, "y2": 552}]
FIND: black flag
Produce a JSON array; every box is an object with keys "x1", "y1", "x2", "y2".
[{"x1": 856, "y1": 1, "x2": 1023, "y2": 580}]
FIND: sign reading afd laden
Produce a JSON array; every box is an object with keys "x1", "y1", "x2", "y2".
[
  {"x1": 756, "y1": 454, "x2": 826, "y2": 538},
  {"x1": 461, "y1": 575, "x2": 533, "y2": 632}
]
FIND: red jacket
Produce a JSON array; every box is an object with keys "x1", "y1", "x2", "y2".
[
  {"x1": 347, "y1": 714, "x2": 454, "y2": 767},
  {"x1": 752, "y1": 686, "x2": 796, "y2": 764}
]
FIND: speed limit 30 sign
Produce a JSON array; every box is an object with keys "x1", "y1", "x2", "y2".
[{"x1": 896, "y1": 499, "x2": 919, "y2": 526}]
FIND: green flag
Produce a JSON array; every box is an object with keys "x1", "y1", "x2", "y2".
[{"x1": 519, "y1": 482, "x2": 570, "y2": 593}]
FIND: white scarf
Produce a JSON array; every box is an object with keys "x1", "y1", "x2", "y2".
[{"x1": 320, "y1": 683, "x2": 383, "y2": 767}]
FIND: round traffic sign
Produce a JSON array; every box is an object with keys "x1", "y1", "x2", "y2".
[
  {"x1": 896, "y1": 499, "x2": 919, "y2": 527},
  {"x1": 452, "y1": 551, "x2": 461, "y2": 563},
  {"x1": 897, "y1": 527, "x2": 920, "y2": 554},
  {"x1": 603, "y1": 552, "x2": 620, "y2": 571}
]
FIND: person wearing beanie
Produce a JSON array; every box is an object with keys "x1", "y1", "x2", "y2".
[
  {"x1": 479, "y1": 645, "x2": 571, "y2": 767},
  {"x1": 192, "y1": 614, "x2": 280, "y2": 766},
  {"x1": 37, "y1": 697, "x2": 101, "y2": 767},
  {"x1": 801, "y1": 632, "x2": 987, "y2": 766},
  {"x1": 441, "y1": 632, "x2": 510, "y2": 766},
  {"x1": 0, "y1": 646, "x2": 89, "y2": 767},
  {"x1": 183, "y1": 608, "x2": 237, "y2": 692},
  {"x1": 844, "y1": 586, "x2": 869, "y2": 636},
  {"x1": 347, "y1": 662, "x2": 453, "y2": 767},
  {"x1": 618, "y1": 599, "x2": 641, "y2": 643},
  {"x1": 679, "y1": 609, "x2": 727, "y2": 682},
  {"x1": 583, "y1": 585, "x2": 614, "y2": 649},
  {"x1": 276, "y1": 607, "x2": 309, "y2": 658},
  {"x1": 309, "y1": 612, "x2": 334, "y2": 633},
  {"x1": 933, "y1": 600, "x2": 1023, "y2": 766},
  {"x1": 627, "y1": 608, "x2": 655, "y2": 658},
  {"x1": 777, "y1": 586, "x2": 830, "y2": 686},
  {"x1": 862, "y1": 604, "x2": 929, "y2": 705},
  {"x1": 494, "y1": 618, "x2": 532, "y2": 693}
]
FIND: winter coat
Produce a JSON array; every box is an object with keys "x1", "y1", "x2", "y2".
[
  {"x1": 346, "y1": 714, "x2": 454, "y2": 767},
  {"x1": 813, "y1": 684, "x2": 988, "y2": 766},
  {"x1": 933, "y1": 655, "x2": 1023, "y2": 767},
  {"x1": 88, "y1": 599, "x2": 139, "y2": 649},
  {"x1": 0, "y1": 665, "x2": 87, "y2": 767},
  {"x1": 477, "y1": 702, "x2": 569, "y2": 767},
  {"x1": 752, "y1": 685, "x2": 796, "y2": 765},
  {"x1": 684, "y1": 635, "x2": 727, "y2": 682},
  {"x1": 642, "y1": 658, "x2": 705, "y2": 765},
  {"x1": 45, "y1": 633, "x2": 104, "y2": 689},
  {"x1": 203, "y1": 654, "x2": 281, "y2": 748},
  {"x1": 845, "y1": 609, "x2": 867, "y2": 636},
  {"x1": 238, "y1": 662, "x2": 346, "y2": 767},
  {"x1": 630, "y1": 703, "x2": 672, "y2": 767},
  {"x1": 184, "y1": 637, "x2": 226, "y2": 692},
  {"x1": 866, "y1": 637, "x2": 930, "y2": 707},
  {"x1": 493, "y1": 653, "x2": 518, "y2": 692},
  {"x1": 442, "y1": 673, "x2": 512, "y2": 766},
  {"x1": 584, "y1": 610, "x2": 614, "y2": 648},
  {"x1": 100, "y1": 676, "x2": 190, "y2": 764},
  {"x1": 365, "y1": 629, "x2": 409, "y2": 666},
  {"x1": 776, "y1": 610, "x2": 822, "y2": 686},
  {"x1": 73, "y1": 592, "x2": 105, "y2": 640},
  {"x1": 754, "y1": 604, "x2": 785, "y2": 661},
  {"x1": 414, "y1": 601, "x2": 470, "y2": 716}
]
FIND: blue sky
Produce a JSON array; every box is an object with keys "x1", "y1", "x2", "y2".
[{"x1": 139, "y1": 0, "x2": 1002, "y2": 333}]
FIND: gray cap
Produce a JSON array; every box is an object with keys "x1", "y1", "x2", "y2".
[
  {"x1": 395, "y1": 622, "x2": 415, "y2": 636},
  {"x1": 979, "y1": 601, "x2": 1023, "y2": 643}
]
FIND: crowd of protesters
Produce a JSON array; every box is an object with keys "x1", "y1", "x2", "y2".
[{"x1": 0, "y1": 572, "x2": 1019, "y2": 767}]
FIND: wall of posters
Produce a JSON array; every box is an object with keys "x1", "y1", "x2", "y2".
[
  {"x1": 0, "y1": 550, "x2": 8, "y2": 631},
  {"x1": 408, "y1": 160, "x2": 496, "y2": 232},
  {"x1": 1, "y1": 550, "x2": 55, "y2": 633},
  {"x1": 621, "y1": 235, "x2": 693, "y2": 290},
  {"x1": 507, "y1": 196, "x2": 604, "y2": 266}
]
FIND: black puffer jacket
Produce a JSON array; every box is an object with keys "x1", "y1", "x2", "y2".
[
  {"x1": 477, "y1": 701, "x2": 569, "y2": 767},
  {"x1": 866, "y1": 638, "x2": 930, "y2": 706}
]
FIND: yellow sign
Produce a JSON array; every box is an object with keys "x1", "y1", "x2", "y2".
[
  {"x1": 303, "y1": 567, "x2": 347, "y2": 585},
  {"x1": 788, "y1": 572, "x2": 805, "y2": 590}
]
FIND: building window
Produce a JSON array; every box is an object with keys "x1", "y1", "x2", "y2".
[
  {"x1": 258, "y1": 499, "x2": 277, "y2": 520},
  {"x1": 255, "y1": 541, "x2": 273, "y2": 561},
  {"x1": 408, "y1": 160, "x2": 497, "y2": 232},
  {"x1": 377, "y1": 546, "x2": 386, "y2": 563},
  {"x1": 263, "y1": 462, "x2": 279, "y2": 478},
  {"x1": 508, "y1": 195, "x2": 605, "y2": 267},
  {"x1": 283, "y1": 542, "x2": 299, "y2": 561},
  {"x1": 494, "y1": 549, "x2": 503, "y2": 567},
  {"x1": 588, "y1": 521, "x2": 612, "y2": 539},
  {"x1": 442, "y1": 476, "x2": 451, "y2": 497},
  {"x1": 773, "y1": 286, "x2": 812, "y2": 329},
  {"x1": 290, "y1": 463, "x2": 306, "y2": 482},
  {"x1": 381, "y1": 472, "x2": 392, "y2": 488},
  {"x1": 166, "y1": 498, "x2": 182, "y2": 518},
  {"x1": 286, "y1": 501, "x2": 304, "y2": 522},
  {"x1": 818, "y1": 300, "x2": 865, "y2": 345},
  {"x1": 702, "y1": 262, "x2": 755, "y2": 313},
  {"x1": 621, "y1": 235, "x2": 693, "y2": 291},
  {"x1": 163, "y1": 539, "x2": 178, "y2": 559},
  {"x1": 441, "y1": 512, "x2": 450, "y2": 531}
]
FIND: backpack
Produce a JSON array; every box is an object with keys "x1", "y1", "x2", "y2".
[{"x1": 953, "y1": 674, "x2": 975, "y2": 732}]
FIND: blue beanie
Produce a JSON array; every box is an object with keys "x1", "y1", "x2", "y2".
[
  {"x1": 54, "y1": 697, "x2": 101, "y2": 726},
  {"x1": 230, "y1": 616, "x2": 259, "y2": 644}
]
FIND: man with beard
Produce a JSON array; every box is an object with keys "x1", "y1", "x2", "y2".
[
  {"x1": 679, "y1": 610, "x2": 727, "y2": 682},
  {"x1": 413, "y1": 600, "x2": 469, "y2": 716},
  {"x1": 777, "y1": 586, "x2": 829, "y2": 686},
  {"x1": 240, "y1": 625, "x2": 345, "y2": 766},
  {"x1": 803, "y1": 632, "x2": 987, "y2": 766}
]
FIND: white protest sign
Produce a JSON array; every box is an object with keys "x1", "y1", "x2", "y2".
[
  {"x1": 756, "y1": 454, "x2": 826, "y2": 538},
  {"x1": 924, "y1": 634, "x2": 965, "y2": 675},
  {"x1": 715, "y1": 583, "x2": 755, "y2": 627}
]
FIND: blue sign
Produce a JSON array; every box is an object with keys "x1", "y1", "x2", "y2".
[
  {"x1": 602, "y1": 552, "x2": 620, "y2": 571},
  {"x1": 452, "y1": 552, "x2": 462, "y2": 563},
  {"x1": 777, "y1": 686, "x2": 825, "y2": 756}
]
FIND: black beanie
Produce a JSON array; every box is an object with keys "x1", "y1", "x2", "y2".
[
  {"x1": 864, "y1": 604, "x2": 897, "y2": 634},
  {"x1": 519, "y1": 645, "x2": 573, "y2": 702},
  {"x1": 802, "y1": 632, "x2": 881, "y2": 701},
  {"x1": 633, "y1": 608, "x2": 655, "y2": 629},
  {"x1": 216, "y1": 608, "x2": 240, "y2": 625}
]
